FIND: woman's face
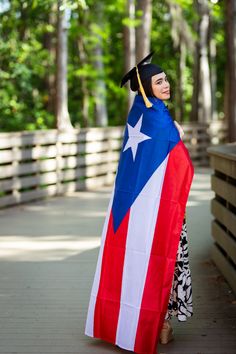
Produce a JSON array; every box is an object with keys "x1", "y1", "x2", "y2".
[{"x1": 151, "y1": 72, "x2": 170, "y2": 100}]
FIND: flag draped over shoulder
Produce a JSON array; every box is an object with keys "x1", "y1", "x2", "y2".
[{"x1": 85, "y1": 95, "x2": 194, "y2": 354}]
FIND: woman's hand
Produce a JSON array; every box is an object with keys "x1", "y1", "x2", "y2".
[{"x1": 174, "y1": 120, "x2": 184, "y2": 140}]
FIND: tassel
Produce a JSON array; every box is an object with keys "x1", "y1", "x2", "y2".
[{"x1": 135, "y1": 66, "x2": 153, "y2": 108}]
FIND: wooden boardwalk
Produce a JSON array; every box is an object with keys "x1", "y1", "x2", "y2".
[{"x1": 0, "y1": 168, "x2": 235, "y2": 354}]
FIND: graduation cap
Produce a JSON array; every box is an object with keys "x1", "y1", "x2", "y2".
[{"x1": 120, "y1": 51, "x2": 163, "y2": 108}]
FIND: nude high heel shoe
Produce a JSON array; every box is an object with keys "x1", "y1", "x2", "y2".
[{"x1": 159, "y1": 320, "x2": 174, "y2": 344}]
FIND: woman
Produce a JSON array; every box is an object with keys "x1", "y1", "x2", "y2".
[
  {"x1": 134, "y1": 54, "x2": 194, "y2": 344},
  {"x1": 85, "y1": 52, "x2": 194, "y2": 354}
]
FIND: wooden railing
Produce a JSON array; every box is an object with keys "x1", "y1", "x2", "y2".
[
  {"x1": 0, "y1": 128, "x2": 124, "y2": 208},
  {"x1": 182, "y1": 121, "x2": 228, "y2": 166},
  {"x1": 0, "y1": 121, "x2": 228, "y2": 208},
  {"x1": 208, "y1": 143, "x2": 236, "y2": 295}
]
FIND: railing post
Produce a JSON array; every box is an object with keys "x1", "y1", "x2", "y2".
[
  {"x1": 207, "y1": 143, "x2": 236, "y2": 294},
  {"x1": 12, "y1": 145, "x2": 20, "y2": 202},
  {"x1": 56, "y1": 132, "x2": 63, "y2": 195}
]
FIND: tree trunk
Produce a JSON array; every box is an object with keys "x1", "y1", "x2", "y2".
[
  {"x1": 19, "y1": 2, "x2": 27, "y2": 41},
  {"x1": 209, "y1": 12, "x2": 217, "y2": 121},
  {"x1": 190, "y1": 41, "x2": 200, "y2": 122},
  {"x1": 94, "y1": 44, "x2": 108, "y2": 127},
  {"x1": 168, "y1": 2, "x2": 186, "y2": 122},
  {"x1": 43, "y1": 2, "x2": 57, "y2": 114},
  {"x1": 190, "y1": 0, "x2": 212, "y2": 123},
  {"x1": 123, "y1": 0, "x2": 136, "y2": 111},
  {"x1": 93, "y1": 3, "x2": 108, "y2": 127},
  {"x1": 198, "y1": 0, "x2": 212, "y2": 122},
  {"x1": 77, "y1": 35, "x2": 89, "y2": 127},
  {"x1": 135, "y1": 0, "x2": 152, "y2": 62},
  {"x1": 177, "y1": 38, "x2": 186, "y2": 122},
  {"x1": 190, "y1": 0, "x2": 200, "y2": 122},
  {"x1": 225, "y1": 0, "x2": 236, "y2": 141},
  {"x1": 56, "y1": 0, "x2": 73, "y2": 131}
]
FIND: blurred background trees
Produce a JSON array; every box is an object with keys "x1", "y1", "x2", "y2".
[{"x1": 0, "y1": 0, "x2": 235, "y2": 140}]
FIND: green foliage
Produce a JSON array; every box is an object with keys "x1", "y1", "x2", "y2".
[
  {"x1": 210, "y1": 0, "x2": 226, "y2": 117},
  {"x1": 0, "y1": 0, "x2": 55, "y2": 131},
  {"x1": 0, "y1": 0, "x2": 227, "y2": 131}
]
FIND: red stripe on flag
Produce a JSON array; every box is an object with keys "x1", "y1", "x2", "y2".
[
  {"x1": 134, "y1": 141, "x2": 194, "y2": 354},
  {"x1": 94, "y1": 209, "x2": 131, "y2": 343}
]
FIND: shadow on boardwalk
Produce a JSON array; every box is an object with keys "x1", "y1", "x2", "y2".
[{"x1": 0, "y1": 168, "x2": 235, "y2": 354}]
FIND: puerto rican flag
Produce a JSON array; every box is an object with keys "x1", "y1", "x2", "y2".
[{"x1": 85, "y1": 95, "x2": 194, "y2": 354}]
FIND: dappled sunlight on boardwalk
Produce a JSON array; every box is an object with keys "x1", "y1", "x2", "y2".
[
  {"x1": 0, "y1": 168, "x2": 235, "y2": 354},
  {"x1": 0, "y1": 236, "x2": 101, "y2": 261},
  {"x1": 0, "y1": 190, "x2": 110, "y2": 261}
]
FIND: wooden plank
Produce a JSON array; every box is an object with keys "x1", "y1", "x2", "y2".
[
  {"x1": 211, "y1": 175, "x2": 236, "y2": 207},
  {"x1": 58, "y1": 143, "x2": 78, "y2": 156},
  {"x1": 82, "y1": 162, "x2": 117, "y2": 178},
  {"x1": 0, "y1": 178, "x2": 13, "y2": 192},
  {"x1": 208, "y1": 143, "x2": 236, "y2": 162},
  {"x1": 188, "y1": 151, "x2": 209, "y2": 157},
  {"x1": 0, "y1": 194, "x2": 19, "y2": 208},
  {"x1": 60, "y1": 174, "x2": 115, "y2": 193},
  {"x1": 58, "y1": 127, "x2": 124, "y2": 144},
  {"x1": 183, "y1": 133, "x2": 209, "y2": 139},
  {"x1": 184, "y1": 139, "x2": 209, "y2": 145},
  {"x1": 211, "y1": 198, "x2": 236, "y2": 238},
  {"x1": 0, "y1": 131, "x2": 58, "y2": 149},
  {"x1": 0, "y1": 165, "x2": 21, "y2": 179},
  {"x1": 19, "y1": 185, "x2": 57, "y2": 203},
  {"x1": 185, "y1": 143, "x2": 210, "y2": 151},
  {"x1": 180, "y1": 124, "x2": 208, "y2": 132},
  {"x1": 21, "y1": 146, "x2": 57, "y2": 160},
  {"x1": 83, "y1": 140, "x2": 121, "y2": 154},
  {"x1": 0, "y1": 150, "x2": 14, "y2": 164},
  {"x1": 211, "y1": 243, "x2": 236, "y2": 295},
  {"x1": 82, "y1": 151, "x2": 120, "y2": 166},
  {"x1": 0, "y1": 172, "x2": 58, "y2": 192},
  {"x1": 212, "y1": 220, "x2": 236, "y2": 264},
  {"x1": 76, "y1": 127, "x2": 124, "y2": 142},
  {"x1": 0, "y1": 185, "x2": 57, "y2": 208},
  {"x1": 192, "y1": 160, "x2": 209, "y2": 167},
  {"x1": 85, "y1": 173, "x2": 115, "y2": 189},
  {"x1": 212, "y1": 131, "x2": 228, "y2": 138},
  {"x1": 0, "y1": 160, "x2": 57, "y2": 179},
  {"x1": 0, "y1": 146, "x2": 57, "y2": 164},
  {"x1": 60, "y1": 180, "x2": 86, "y2": 193},
  {"x1": 209, "y1": 154, "x2": 236, "y2": 178},
  {"x1": 61, "y1": 140, "x2": 121, "y2": 156},
  {"x1": 57, "y1": 132, "x2": 79, "y2": 144},
  {"x1": 61, "y1": 162, "x2": 117, "y2": 181},
  {"x1": 61, "y1": 151, "x2": 120, "y2": 169}
]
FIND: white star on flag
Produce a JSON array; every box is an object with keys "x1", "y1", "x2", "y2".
[{"x1": 123, "y1": 114, "x2": 151, "y2": 161}]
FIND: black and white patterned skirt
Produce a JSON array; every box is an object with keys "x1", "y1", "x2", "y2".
[{"x1": 165, "y1": 218, "x2": 193, "y2": 322}]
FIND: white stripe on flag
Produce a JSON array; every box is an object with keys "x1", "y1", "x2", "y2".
[
  {"x1": 115, "y1": 155, "x2": 169, "y2": 350},
  {"x1": 85, "y1": 185, "x2": 115, "y2": 337}
]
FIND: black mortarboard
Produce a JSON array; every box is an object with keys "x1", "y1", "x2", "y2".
[
  {"x1": 120, "y1": 51, "x2": 163, "y2": 90},
  {"x1": 120, "y1": 51, "x2": 163, "y2": 108}
]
